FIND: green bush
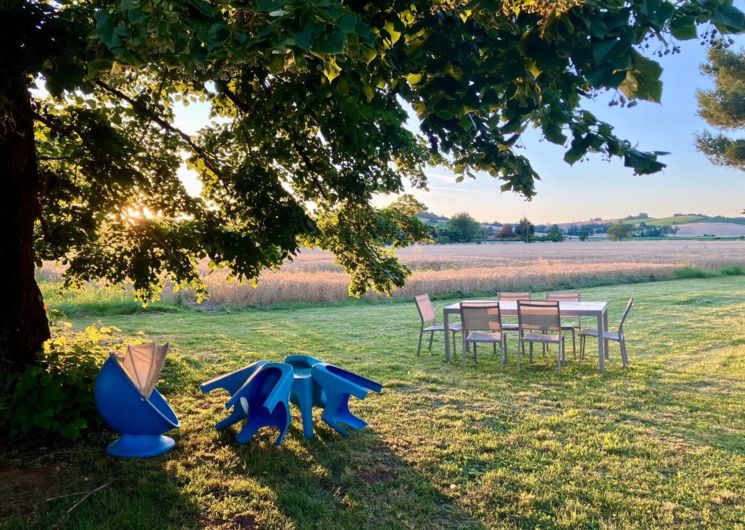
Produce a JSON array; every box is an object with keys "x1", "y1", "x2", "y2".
[
  {"x1": 717, "y1": 264, "x2": 745, "y2": 276},
  {"x1": 674, "y1": 266, "x2": 715, "y2": 280},
  {"x1": 0, "y1": 320, "x2": 119, "y2": 441}
]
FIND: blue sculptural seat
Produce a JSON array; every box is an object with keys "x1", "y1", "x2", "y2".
[
  {"x1": 284, "y1": 355, "x2": 325, "y2": 439},
  {"x1": 95, "y1": 346, "x2": 179, "y2": 458},
  {"x1": 203, "y1": 362, "x2": 293, "y2": 446},
  {"x1": 201, "y1": 356, "x2": 382, "y2": 445},
  {"x1": 311, "y1": 362, "x2": 382, "y2": 436},
  {"x1": 283, "y1": 355, "x2": 382, "y2": 439}
]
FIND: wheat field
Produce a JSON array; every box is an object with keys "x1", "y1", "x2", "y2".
[
  {"x1": 193, "y1": 240, "x2": 745, "y2": 304},
  {"x1": 38, "y1": 240, "x2": 745, "y2": 305}
]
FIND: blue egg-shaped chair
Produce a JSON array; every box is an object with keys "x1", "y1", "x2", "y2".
[{"x1": 95, "y1": 343, "x2": 179, "y2": 458}]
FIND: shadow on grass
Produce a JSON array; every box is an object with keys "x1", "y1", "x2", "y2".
[
  {"x1": 0, "y1": 436, "x2": 200, "y2": 530},
  {"x1": 220, "y1": 421, "x2": 487, "y2": 530}
]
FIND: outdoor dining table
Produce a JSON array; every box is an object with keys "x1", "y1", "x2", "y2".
[{"x1": 443, "y1": 300, "x2": 613, "y2": 372}]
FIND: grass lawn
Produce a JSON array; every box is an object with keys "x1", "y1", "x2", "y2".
[{"x1": 2, "y1": 277, "x2": 744, "y2": 529}]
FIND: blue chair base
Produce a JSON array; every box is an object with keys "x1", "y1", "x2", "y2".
[{"x1": 107, "y1": 434, "x2": 176, "y2": 458}]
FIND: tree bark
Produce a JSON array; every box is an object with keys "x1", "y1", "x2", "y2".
[{"x1": 0, "y1": 72, "x2": 50, "y2": 390}]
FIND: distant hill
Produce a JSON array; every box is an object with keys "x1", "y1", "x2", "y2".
[
  {"x1": 623, "y1": 215, "x2": 706, "y2": 227},
  {"x1": 416, "y1": 212, "x2": 449, "y2": 225},
  {"x1": 418, "y1": 209, "x2": 745, "y2": 237},
  {"x1": 618, "y1": 215, "x2": 745, "y2": 228}
]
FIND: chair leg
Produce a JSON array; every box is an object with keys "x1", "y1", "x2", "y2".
[
  {"x1": 579, "y1": 335, "x2": 585, "y2": 362},
  {"x1": 620, "y1": 337, "x2": 629, "y2": 367},
  {"x1": 452, "y1": 332, "x2": 458, "y2": 355},
  {"x1": 428, "y1": 331, "x2": 434, "y2": 351},
  {"x1": 417, "y1": 329, "x2": 423, "y2": 357},
  {"x1": 561, "y1": 337, "x2": 566, "y2": 362},
  {"x1": 557, "y1": 342, "x2": 563, "y2": 374},
  {"x1": 517, "y1": 340, "x2": 522, "y2": 371},
  {"x1": 501, "y1": 337, "x2": 507, "y2": 366},
  {"x1": 473, "y1": 343, "x2": 477, "y2": 364},
  {"x1": 571, "y1": 329, "x2": 576, "y2": 358},
  {"x1": 493, "y1": 342, "x2": 497, "y2": 355},
  {"x1": 529, "y1": 342, "x2": 533, "y2": 363}
]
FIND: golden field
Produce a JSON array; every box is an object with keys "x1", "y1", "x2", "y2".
[
  {"x1": 38, "y1": 240, "x2": 745, "y2": 305},
  {"x1": 204, "y1": 240, "x2": 745, "y2": 304}
]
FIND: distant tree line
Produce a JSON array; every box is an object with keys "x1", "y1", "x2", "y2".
[
  {"x1": 431, "y1": 213, "x2": 566, "y2": 244},
  {"x1": 427, "y1": 212, "x2": 682, "y2": 244}
]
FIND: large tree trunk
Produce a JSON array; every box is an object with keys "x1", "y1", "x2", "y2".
[{"x1": 0, "y1": 73, "x2": 50, "y2": 390}]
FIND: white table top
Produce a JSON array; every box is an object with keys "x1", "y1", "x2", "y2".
[{"x1": 444, "y1": 300, "x2": 608, "y2": 314}]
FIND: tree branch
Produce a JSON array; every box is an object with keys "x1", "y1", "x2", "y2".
[
  {"x1": 219, "y1": 85, "x2": 329, "y2": 201},
  {"x1": 94, "y1": 80, "x2": 224, "y2": 180}
]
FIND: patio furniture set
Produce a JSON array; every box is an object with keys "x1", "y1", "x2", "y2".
[{"x1": 415, "y1": 292, "x2": 633, "y2": 372}]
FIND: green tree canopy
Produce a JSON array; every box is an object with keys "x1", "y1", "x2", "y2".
[
  {"x1": 2, "y1": 0, "x2": 745, "y2": 382},
  {"x1": 607, "y1": 223, "x2": 634, "y2": 241},
  {"x1": 515, "y1": 217, "x2": 535, "y2": 242},
  {"x1": 546, "y1": 224, "x2": 565, "y2": 242},
  {"x1": 446, "y1": 213, "x2": 482, "y2": 242},
  {"x1": 696, "y1": 46, "x2": 745, "y2": 170}
]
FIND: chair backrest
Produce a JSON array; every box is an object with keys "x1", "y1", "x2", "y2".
[
  {"x1": 517, "y1": 300, "x2": 561, "y2": 334},
  {"x1": 544, "y1": 292, "x2": 581, "y2": 302},
  {"x1": 114, "y1": 342, "x2": 169, "y2": 399},
  {"x1": 618, "y1": 297, "x2": 634, "y2": 332},
  {"x1": 497, "y1": 291, "x2": 531, "y2": 301},
  {"x1": 414, "y1": 294, "x2": 436, "y2": 326},
  {"x1": 460, "y1": 302, "x2": 502, "y2": 334}
]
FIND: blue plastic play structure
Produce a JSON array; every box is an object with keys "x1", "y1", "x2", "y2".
[
  {"x1": 95, "y1": 353, "x2": 179, "y2": 458},
  {"x1": 201, "y1": 355, "x2": 382, "y2": 445}
]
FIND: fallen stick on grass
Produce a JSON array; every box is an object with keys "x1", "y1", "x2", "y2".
[{"x1": 66, "y1": 482, "x2": 111, "y2": 515}]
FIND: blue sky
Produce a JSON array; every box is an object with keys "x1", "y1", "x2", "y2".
[
  {"x1": 402, "y1": 36, "x2": 745, "y2": 224},
  {"x1": 175, "y1": 28, "x2": 745, "y2": 225}
]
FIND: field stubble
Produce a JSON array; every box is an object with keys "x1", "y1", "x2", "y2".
[{"x1": 39, "y1": 240, "x2": 745, "y2": 306}]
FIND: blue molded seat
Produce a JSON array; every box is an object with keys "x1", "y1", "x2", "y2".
[
  {"x1": 217, "y1": 362, "x2": 294, "y2": 445},
  {"x1": 95, "y1": 355, "x2": 179, "y2": 458},
  {"x1": 200, "y1": 360, "x2": 268, "y2": 396},
  {"x1": 284, "y1": 355, "x2": 325, "y2": 439},
  {"x1": 310, "y1": 363, "x2": 382, "y2": 437}
]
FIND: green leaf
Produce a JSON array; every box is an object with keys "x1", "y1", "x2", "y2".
[
  {"x1": 316, "y1": 28, "x2": 346, "y2": 54},
  {"x1": 619, "y1": 51, "x2": 663, "y2": 102},
  {"x1": 338, "y1": 14, "x2": 358, "y2": 33},
  {"x1": 714, "y1": 5, "x2": 745, "y2": 33},
  {"x1": 85, "y1": 59, "x2": 113, "y2": 81},
  {"x1": 94, "y1": 10, "x2": 115, "y2": 48},
  {"x1": 406, "y1": 73, "x2": 423, "y2": 85},
  {"x1": 592, "y1": 39, "x2": 624, "y2": 64},
  {"x1": 384, "y1": 21, "x2": 401, "y2": 45},
  {"x1": 323, "y1": 58, "x2": 342, "y2": 81},
  {"x1": 670, "y1": 15, "x2": 697, "y2": 40},
  {"x1": 256, "y1": 0, "x2": 285, "y2": 12}
]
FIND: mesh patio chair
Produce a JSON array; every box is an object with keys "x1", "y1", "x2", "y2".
[
  {"x1": 459, "y1": 302, "x2": 506, "y2": 366},
  {"x1": 496, "y1": 292, "x2": 532, "y2": 350},
  {"x1": 544, "y1": 292, "x2": 582, "y2": 357},
  {"x1": 517, "y1": 300, "x2": 566, "y2": 373},
  {"x1": 414, "y1": 294, "x2": 462, "y2": 356},
  {"x1": 580, "y1": 298, "x2": 634, "y2": 367}
]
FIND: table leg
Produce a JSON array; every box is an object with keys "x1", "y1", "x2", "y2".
[
  {"x1": 444, "y1": 309, "x2": 451, "y2": 364},
  {"x1": 597, "y1": 312, "x2": 605, "y2": 373},
  {"x1": 603, "y1": 309, "x2": 610, "y2": 360}
]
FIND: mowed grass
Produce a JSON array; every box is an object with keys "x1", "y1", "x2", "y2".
[{"x1": 3, "y1": 277, "x2": 745, "y2": 529}]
